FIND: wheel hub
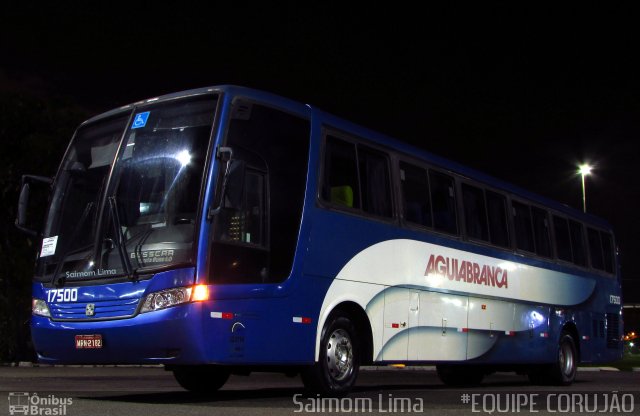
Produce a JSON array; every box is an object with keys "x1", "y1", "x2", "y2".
[
  {"x1": 326, "y1": 329, "x2": 353, "y2": 381},
  {"x1": 559, "y1": 341, "x2": 574, "y2": 377}
]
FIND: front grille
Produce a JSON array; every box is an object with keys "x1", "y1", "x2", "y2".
[
  {"x1": 606, "y1": 313, "x2": 620, "y2": 348},
  {"x1": 49, "y1": 297, "x2": 140, "y2": 320}
]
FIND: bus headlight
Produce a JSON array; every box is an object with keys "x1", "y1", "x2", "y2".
[
  {"x1": 140, "y1": 287, "x2": 193, "y2": 313},
  {"x1": 32, "y1": 298, "x2": 51, "y2": 317}
]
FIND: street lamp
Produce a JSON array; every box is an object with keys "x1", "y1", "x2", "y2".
[{"x1": 578, "y1": 164, "x2": 592, "y2": 213}]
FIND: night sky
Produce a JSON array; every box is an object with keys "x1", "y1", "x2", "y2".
[{"x1": 2, "y1": 5, "x2": 639, "y2": 300}]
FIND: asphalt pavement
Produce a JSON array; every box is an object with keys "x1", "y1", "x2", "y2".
[{"x1": 1, "y1": 366, "x2": 639, "y2": 415}]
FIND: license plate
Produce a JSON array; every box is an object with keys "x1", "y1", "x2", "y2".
[{"x1": 75, "y1": 334, "x2": 103, "y2": 349}]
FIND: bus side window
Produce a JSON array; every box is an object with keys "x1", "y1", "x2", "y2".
[
  {"x1": 587, "y1": 227, "x2": 605, "y2": 270},
  {"x1": 322, "y1": 135, "x2": 392, "y2": 218},
  {"x1": 462, "y1": 183, "x2": 489, "y2": 242},
  {"x1": 243, "y1": 170, "x2": 266, "y2": 245},
  {"x1": 553, "y1": 216, "x2": 572, "y2": 262},
  {"x1": 357, "y1": 146, "x2": 392, "y2": 217},
  {"x1": 429, "y1": 170, "x2": 457, "y2": 235},
  {"x1": 568, "y1": 220, "x2": 587, "y2": 266},
  {"x1": 211, "y1": 101, "x2": 310, "y2": 284},
  {"x1": 486, "y1": 190, "x2": 509, "y2": 248},
  {"x1": 531, "y1": 207, "x2": 552, "y2": 258},
  {"x1": 512, "y1": 201, "x2": 534, "y2": 253},
  {"x1": 400, "y1": 162, "x2": 432, "y2": 227},
  {"x1": 323, "y1": 136, "x2": 360, "y2": 209},
  {"x1": 600, "y1": 231, "x2": 615, "y2": 273}
]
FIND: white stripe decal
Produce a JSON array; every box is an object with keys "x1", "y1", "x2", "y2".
[
  {"x1": 315, "y1": 239, "x2": 590, "y2": 362},
  {"x1": 332, "y1": 239, "x2": 595, "y2": 305}
]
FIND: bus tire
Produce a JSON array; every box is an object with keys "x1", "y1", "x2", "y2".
[
  {"x1": 550, "y1": 331, "x2": 578, "y2": 385},
  {"x1": 302, "y1": 315, "x2": 360, "y2": 396},
  {"x1": 436, "y1": 365, "x2": 484, "y2": 386},
  {"x1": 528, "y1": 331, "x2": 577, "y2": 386},
  {"x1": 172, "y1": 366, "x2": 230, "y2": 393}
]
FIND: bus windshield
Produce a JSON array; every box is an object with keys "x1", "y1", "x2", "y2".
[{"x1": 35, "y1": 95, "x2": 218, "y2": 284}]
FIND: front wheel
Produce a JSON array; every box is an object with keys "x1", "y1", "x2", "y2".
[
  {"x1": 172, "y1": 365, "x2": 230, "y2": 394},
  {"x1": 301, "y1": 315, "x2": 360, "y2": 396}
]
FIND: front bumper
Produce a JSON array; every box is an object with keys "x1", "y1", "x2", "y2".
[{"x1": 32, "y1": 302, "x2": 208, "y2": 365}]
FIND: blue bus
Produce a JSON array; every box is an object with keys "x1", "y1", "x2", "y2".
[{"x1": 17, "y1": 85, "x2": 622, "y2": 395}]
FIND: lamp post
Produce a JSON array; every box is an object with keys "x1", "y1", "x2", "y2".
[{"x1": 578, "y1": 164, "x2": 592, "y2": 213}]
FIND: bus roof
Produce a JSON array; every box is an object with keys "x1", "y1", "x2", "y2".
[{"x1": 82, "y1": 85, "x2": 613, "y2": 231}]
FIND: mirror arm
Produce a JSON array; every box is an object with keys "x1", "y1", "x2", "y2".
[
  {"x1": 207, "y1": 147, "x2": 235, "y2": 221},
  {"x1": 15, "y1": 222, "x2": 38, "y2": 237},
  {"x1": 216, "y1": 146, "x2": 234, "y2": 162},
  {"x1": 22, "y1": 174, "x2": 53, "y2": 186},
  {"x1": 207, "y1": 206, "x2": 222, "y2": 221}
]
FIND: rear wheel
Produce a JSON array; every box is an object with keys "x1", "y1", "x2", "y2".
[
  {"x1": 172, "y1": 366, "x2": 230, "y2": 394},
  {"x1": 302, "y1": 315, "x2": 360, "y2": 396},
  {"x1": 528, "y1": 331, "x2": 577, "y2": 386},
  {"x1": 551, "y1": 331, "x2": 578, "y2": 385}
]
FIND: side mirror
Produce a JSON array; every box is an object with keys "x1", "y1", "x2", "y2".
[{"x1": 15, "y1": 174, "x2": 53, "y2": 236}]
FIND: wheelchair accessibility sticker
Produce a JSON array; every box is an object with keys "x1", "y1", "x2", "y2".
[{"x1": 132, "y1": 111, "x2": 150, "y2": 129}]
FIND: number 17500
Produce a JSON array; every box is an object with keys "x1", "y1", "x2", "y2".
[{"x1": 47, "y1": 288, "x2": 78, "y2": 303}]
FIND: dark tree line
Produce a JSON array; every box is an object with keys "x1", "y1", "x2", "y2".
[{"x1": 0, "y1": 88, "x2": 88, "y2": 361}]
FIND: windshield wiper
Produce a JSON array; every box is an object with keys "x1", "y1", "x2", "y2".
[
  {"x1": 107, "y1": 196, "x2": 135, "y2": 280},
  {"x1": 52, "y1": 202, "x2": 95, "y2": 287}
]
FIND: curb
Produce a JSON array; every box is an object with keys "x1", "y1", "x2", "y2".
[
  {"x1": 1, "y1": 362, "x2": 163, "y2": 368},
  {"x1": 2, "y1": 363, "x2": 631, "y2": 372},
  {"x1": 361, "y1": 365, "x2": 436, "y2": 371}
]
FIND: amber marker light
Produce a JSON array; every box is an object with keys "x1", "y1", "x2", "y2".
[{"x1": 191, "y1": 285, "x2": 210, "y2": 302}]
